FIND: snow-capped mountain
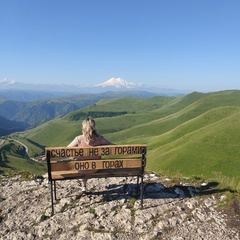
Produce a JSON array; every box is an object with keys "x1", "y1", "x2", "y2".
[
  {"x1": 0, "y1": 78, "x2": 17, "y2": 85},
  {"x1": 96, "y1": 78, "x2": 140, "y2": 88},
  {"x1": 95, "y1": 78, "x2": 189, "y2": 95}
]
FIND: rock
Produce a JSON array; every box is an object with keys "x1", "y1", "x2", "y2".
[{"x1": 0, "y1": 174, "x2": 239, "y2": 240}]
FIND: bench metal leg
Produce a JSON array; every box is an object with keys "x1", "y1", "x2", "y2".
[
  {"x1": 50, "y1": 181, "x2": 54, "y2": 216},
  {"x1": 136, "y1": 175, "x2": 143, "y2": 208},
  {"x1": 137, "y1": 176, "x2": 139, "y2": 195},
  {"x1": 54, "y1": 180, "x2": 57, "y2": 200},
  {"x1": 140, "y1": 175, "x2": 144, "y2": 208}
]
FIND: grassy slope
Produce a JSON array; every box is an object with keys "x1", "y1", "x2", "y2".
[
  {"x1": 0, "y1": 140, "x2": 46, "y2": 176},
  {"x1": 24, "y1": 96, "x2": 175, "y2": 146},
  {"x1": 146, "y1": 108, "x2": 240, "y2": 177},
  {"x1": 2, "y1": 90, "x2": 240, "y2": 187}
]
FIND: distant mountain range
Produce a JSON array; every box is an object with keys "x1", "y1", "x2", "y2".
[
  {"x1": 0, "y1": 77, "x2": 190, "y2": 100},
  {"x1": 0, "y1": 78, "x2": 190, "y2": 134},
  {"x1": 0, "y1": 115, "x2": 27, "y2": 135},
  {"x1": 0, "y1": 90, "x2": 165, "y2": 135}
]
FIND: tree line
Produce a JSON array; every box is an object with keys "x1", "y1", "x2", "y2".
[{"x1": 70, "y1": 111, "x2": 129, "y2": 121}]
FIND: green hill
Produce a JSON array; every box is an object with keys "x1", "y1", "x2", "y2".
[
  {"x1": 0, "y1": 91, "x2": 159, "y2": 128},
  {"x1": 0, "y1": 139, "x2": 46, "y2": 176},
  {"x1": 1, "y1": 90, "x2": 240, "y2": 191}
]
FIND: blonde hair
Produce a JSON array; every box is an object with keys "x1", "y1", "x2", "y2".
[{"x1": 82, "y1": 117, "x2": 98, "y2": 142}]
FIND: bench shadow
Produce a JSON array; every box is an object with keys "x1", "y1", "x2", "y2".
[
  {"x1": 26, "y1": 138, "x2": 46, "y2": 150},
  {"x1": 82, "y1": 181, "x2": 233, "y2": 204}
]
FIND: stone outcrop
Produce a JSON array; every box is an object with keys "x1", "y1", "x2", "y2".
[{"x1": 0, "y1": 173, "x2": 239, "y2": 240}]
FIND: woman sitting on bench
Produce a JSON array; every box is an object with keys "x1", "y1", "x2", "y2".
[{"x1": 67, "y1": 116, "x2": 113, "y2": 192}]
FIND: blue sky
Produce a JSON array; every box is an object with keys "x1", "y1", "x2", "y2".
[{"x1": 1, "y1": 0, "x2": 240, "y2": 92}]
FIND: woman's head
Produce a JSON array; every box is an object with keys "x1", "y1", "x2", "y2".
[{"x1": 82, "y1": 117, "x2": 98, "y2": 141}]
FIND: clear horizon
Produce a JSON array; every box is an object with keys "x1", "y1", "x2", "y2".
[{"x1": 1, "y1": 0, "x2": 240, "y2": 92}]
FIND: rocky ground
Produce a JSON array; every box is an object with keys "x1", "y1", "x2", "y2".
[{"x1": 0, "y1": 173, "x2": 239, "y2": 240}]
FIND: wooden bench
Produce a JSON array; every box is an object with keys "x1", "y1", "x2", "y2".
[{"x1": 46, "y1": 144, "x2": 147, "y2": 215}]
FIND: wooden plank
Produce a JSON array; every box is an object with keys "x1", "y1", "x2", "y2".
[
  {"x1": 46, "y1": 144, "x2": 147, "y2": 158},
  {"x1": 51, "y1": 158, "x2": 143, "y2": 171},
  {"x1": 51, "y1": 169, "x2": 142, "y2": 180}
]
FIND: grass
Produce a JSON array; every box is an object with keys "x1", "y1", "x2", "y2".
[
  {"x1": 89, "y1": 207, "x2": 96, "y2": 215},
  {"x1": 0, "y1": 140, "x2": 46, "y2": 177}
]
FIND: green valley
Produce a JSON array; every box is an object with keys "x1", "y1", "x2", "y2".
[{"x1": 0, "y1": 90, "x2": 240, "y2": 193}]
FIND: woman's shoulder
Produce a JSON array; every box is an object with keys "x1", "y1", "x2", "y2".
[
  {"x1": 76, "y1": 134, "x2": 84, "y2": 139},
  {"x1": 68, "y1": 135, "x2": 85, "y2": 147}
]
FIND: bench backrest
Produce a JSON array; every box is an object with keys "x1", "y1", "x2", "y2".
[{"x1": 46, "y1": 144, "x2": 147, "y2": 181}]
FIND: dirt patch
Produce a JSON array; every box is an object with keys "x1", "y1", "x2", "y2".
[{"x1": 223, "y1": 199, "x2": 240, "y2": 233}]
